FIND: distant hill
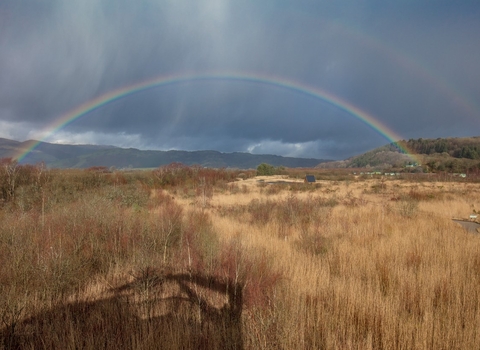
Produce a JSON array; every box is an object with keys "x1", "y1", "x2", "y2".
[
  {"x1": 0, "y1": 138, "x2": 330, "y2": 169},
  {"x1": 318, "y1": 136, "x2": 480, "y2": 173},
  {"x1": 317, "y1": 143, "x2": 413, "y2": 169}
]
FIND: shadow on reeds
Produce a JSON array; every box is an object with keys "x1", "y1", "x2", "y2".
[{"x1": 1, "y1": 269, "x2": 243, "y2": 350}]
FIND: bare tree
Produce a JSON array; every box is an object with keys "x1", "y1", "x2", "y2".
[{"x1": 0, "y1": 158, "x2": 19, "y2": 202}]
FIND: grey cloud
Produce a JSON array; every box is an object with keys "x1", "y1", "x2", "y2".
[{"x1": 0, "y1": 0, "x2": 479, "y2": 160}]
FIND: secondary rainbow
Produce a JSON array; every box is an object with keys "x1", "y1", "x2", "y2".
[{"x1": 15, "y1": 72, "x2": 419, "y2": 163}]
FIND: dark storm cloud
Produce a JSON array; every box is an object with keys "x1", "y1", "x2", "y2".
[{"x1": 0, "y1": 0, "x2": 479, "y2": 160}]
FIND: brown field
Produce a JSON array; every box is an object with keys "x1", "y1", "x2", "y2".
[{"x1": 1, "y1": 162, "x2": 480, "y2": 349}]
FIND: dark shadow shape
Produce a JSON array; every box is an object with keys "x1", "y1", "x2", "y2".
[{"x1": 1, "y1": 270, "x2": 243, "y2": 350}]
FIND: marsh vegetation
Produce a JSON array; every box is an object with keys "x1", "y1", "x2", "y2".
[{"x1": 1, "y1": 160, "x2": 479, "y2": 349}]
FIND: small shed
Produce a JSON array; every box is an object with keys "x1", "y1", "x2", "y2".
[{"x1": 304, "y1": 175, "x2": 316, "y2": 183}]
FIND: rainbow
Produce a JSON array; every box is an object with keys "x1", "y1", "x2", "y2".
[{"x1": 15, "y1": 72, "x2": 420, "y2": 163}]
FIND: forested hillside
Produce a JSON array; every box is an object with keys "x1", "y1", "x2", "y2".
[
  {"x1": 318, "y1": 136, "x2": 480, "y2": 172},
  {"x1": 398, "y1": 137, "x2": 480, "y2": 159}
]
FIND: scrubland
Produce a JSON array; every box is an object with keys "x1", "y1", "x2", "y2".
[{"x1": 1, "y1": 161, "x2": 479, "y2": 349}]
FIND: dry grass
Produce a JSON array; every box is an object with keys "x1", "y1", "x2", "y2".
[
  {"x1": 1, "y1": 167, "x2": 480, "y2": 349},
  {"x1": 210, "y1": 177, "x2": 480, "y2": 349}
]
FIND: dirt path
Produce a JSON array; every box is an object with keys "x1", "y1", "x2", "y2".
[{"x1": 453, "y1": 220, "x2": 480, "y2": 234}]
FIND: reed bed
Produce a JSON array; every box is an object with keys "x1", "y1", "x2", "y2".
[{"x1": 1, "y1": 164, "x2": 479, "y2": 349}]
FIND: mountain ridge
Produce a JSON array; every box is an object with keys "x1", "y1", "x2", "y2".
[
  {"x1": 0, "y1": 138, "x2": 329, "y2": 169},
  {"x1": 3, "y1": 136, "x2": 479, "y2": 171}
]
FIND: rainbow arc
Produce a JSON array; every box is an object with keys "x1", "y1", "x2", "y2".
[{"x1": 15, "y1": 72, "x2": 419, "y2": 163}]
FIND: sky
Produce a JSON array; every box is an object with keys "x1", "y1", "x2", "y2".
[{"x1": 1, "y1": 0, "x2": 479, "y2": 160}]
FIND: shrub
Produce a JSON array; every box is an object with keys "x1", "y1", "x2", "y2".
[
  {"x1": 396, "y1": 196, "x2": 419, "y2": 218},
  {"x1": 257, "y1": 163, "x2": 276, "y2": 176},
  {"x1": 248, "y1": 199, "x2": 276, "y2": 225}
]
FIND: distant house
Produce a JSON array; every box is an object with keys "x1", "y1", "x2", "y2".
[{"x1": 305, "y1": 175, "x2": 316, "y2": 183}]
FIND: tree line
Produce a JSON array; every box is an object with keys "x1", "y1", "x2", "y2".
[{"x1": 399, "y1": 137, "x2": 480, "y2": 159}]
